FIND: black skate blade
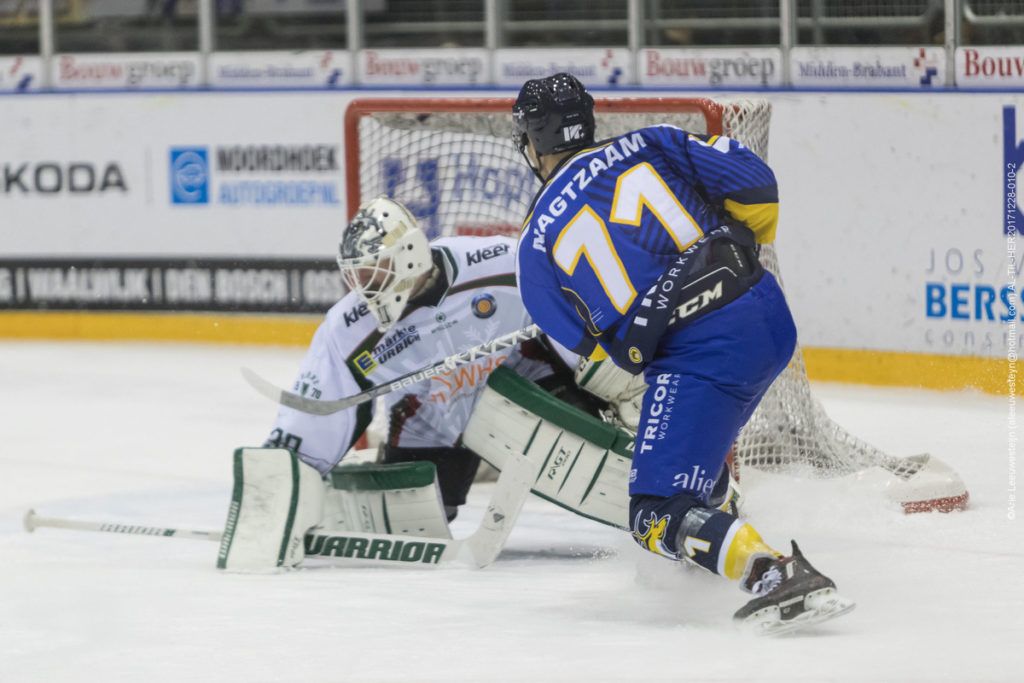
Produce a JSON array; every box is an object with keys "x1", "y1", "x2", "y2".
[{"x1": 738, "y1": 588, "x2": 856, "y2": 637}]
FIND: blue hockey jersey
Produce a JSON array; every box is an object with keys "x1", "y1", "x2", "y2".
[{"x1": 515, "y1": 125, "x2": 779, "y2": 360}]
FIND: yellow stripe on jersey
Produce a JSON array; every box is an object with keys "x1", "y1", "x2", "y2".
[
  {"x1": 520, "y1": 210, "x2": 534, "y2": 235},
  {"x1": 560, "y1": 285, "x2": 604, "y2": 338},
  {"x1": 723, "y1": 198, "x2": 779, "y2": 244},
  {"x1": 572, "y1": 141, "x2": 613, "y2": 157},
  {"x1": 722, "y1": 522, "x2": 779, "y2": 581}
]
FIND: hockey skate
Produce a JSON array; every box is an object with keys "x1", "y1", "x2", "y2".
[{"x1": 734, "y1": 541, "x2": 855, "y2": 636}]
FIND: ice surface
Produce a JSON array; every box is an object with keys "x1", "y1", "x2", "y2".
[{"x1": 1, "y1": 341, "x2": 1020, "y2": 682}]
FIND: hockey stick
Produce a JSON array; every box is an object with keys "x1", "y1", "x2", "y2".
[
  {"x1": 456, "y1": 447, "x2": 534, "y2": 567},
  {"x1": 22, "y1": 447, "x2": 538, "y2": 569},
  {"x1": 241, "y1": 324, "x2": 540, "y2": 417},
  {"x1": 23, "y1": 510, "x2": 222, "y2": 541}
]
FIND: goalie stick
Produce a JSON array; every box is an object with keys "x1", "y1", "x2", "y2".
[
  {"x1": 242, "y1": 324, "x2": 541, "y2": 417},
  {"x1": 22, "y1": 448, "x2": 537, "y2": 569}
]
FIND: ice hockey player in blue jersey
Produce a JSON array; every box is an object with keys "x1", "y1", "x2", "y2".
[{"x1": 513, "y1": 73, "x2": 854, "y2": 634}]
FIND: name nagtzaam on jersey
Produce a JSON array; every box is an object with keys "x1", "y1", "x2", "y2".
[{"x1": 529, "y1": 132, "x2": 647, "y2": 252}]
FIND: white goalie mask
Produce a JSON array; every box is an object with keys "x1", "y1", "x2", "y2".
[{"x1": 337, "y1": 197, "x2": 432, "y2": 332}]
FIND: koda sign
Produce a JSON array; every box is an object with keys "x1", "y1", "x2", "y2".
[{"x1": 1, "y1": 161, "x2": 127, "y2": 196}]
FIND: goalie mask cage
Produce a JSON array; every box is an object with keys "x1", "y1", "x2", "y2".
[{"x1": 344, "y1": 96, "x2": 962, "y2": 506}]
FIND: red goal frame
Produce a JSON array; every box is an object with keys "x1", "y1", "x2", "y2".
[{"x1": 343, "y1": 97, "x2": 727, "y2": 220}]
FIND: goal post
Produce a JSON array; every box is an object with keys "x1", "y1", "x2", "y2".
[
  {"x1": 342, "y1": 97, "x2": 760, "y2": 242},
  {"x1": 343, "y1": 95, "x2": 968, "y2": 514},
  {"x1": 344, "y1": 97, "x2": 731, "y2": 227}
]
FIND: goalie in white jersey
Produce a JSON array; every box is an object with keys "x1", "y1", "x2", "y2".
[
  {"x1": 263, "y1": 196, "x2": 579, "y2": 520},
  {"x1": 219, "y1": 195, "x2": 732, "y2": 573}
]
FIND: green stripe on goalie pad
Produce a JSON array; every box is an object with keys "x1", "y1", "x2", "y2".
[
  {"x1": 463, "y1": 367, "x2": 634, "y2": 530},
  {"x1": 485, "y1": 366, "x2": 634, "y2": 460},
  {"x1": 218, "y1": 448, "x2": 325, "y2": 572},
  {"x1": 330, "y1": 461, "x2": 437, "y2": 492}
]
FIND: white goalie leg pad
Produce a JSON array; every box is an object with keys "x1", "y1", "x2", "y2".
[
  {"x1": 463, "y1": 366, "x2": 634, "y2": 529},
  {"x1": 217, "y1": 448, "x2": 325, "y2": 572},
  {"x1": 322, "y1": 460, "x2": 451, "y2": 539}
]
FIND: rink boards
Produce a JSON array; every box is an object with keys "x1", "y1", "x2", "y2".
[{"x1": 0, "y1": 89, "x2": 1019, "y2": 393}]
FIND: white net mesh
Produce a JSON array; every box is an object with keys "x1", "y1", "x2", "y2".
[{"x1": 348, "y1": 97, "x2": 912, "y2": 480}]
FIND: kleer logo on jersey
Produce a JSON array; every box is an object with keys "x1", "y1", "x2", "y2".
[
  {"x1": 1004, "y1": 106, "x2": 1024, "y2": 236},
  {"x1": 344, "y1": 302, "x2": 370, "y2": 327},
  {"x1": 471, "y1": 293, "x2": 497, "y2": 318},
  {"x1": 465, "y1": 243, "x2": 509, "y2": 266},
  {"x1": 631, "y1": 511, "x2": 677, "y2": 559},
  {"x1": 353, "y1": 350, "x2": 378, "y2": 376}
]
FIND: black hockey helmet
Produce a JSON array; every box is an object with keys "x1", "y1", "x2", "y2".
[{"x1": 512, "y1": 73, "x2": 595, "y2": 177}]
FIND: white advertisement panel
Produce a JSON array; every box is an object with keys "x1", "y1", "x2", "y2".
[
  {"x1": 638, "y1": 48, "x2": 782, "y2": 88},
  {"x1": 790, "y1": 47, "x2": 945, "y2": 88},
  {"x1": 493, "y1": 48, "x2": 633, "y2": 88},
  {"x1": 769, "y1": 93, "x2": 1021, "y2": 360},
  {"x1": 0, "y1": 93, "x2": 349, "y2": 313},
  {"x1": 358, "y1": 49, "x2": 489, "y2": 86},
  {"x1": 0, "y1": 88, "x2": 1020, "y2": 360},
  {"x1": 0, "y1": 93, "x2": 347, "y2": 257},
  {"x1": 52, "y1": 53, "x2": 201, "y2": 89},
  {"x1": 209, "y1": 51, "x2": 354, "y2": 88},
  {"x1": 0, "y1": 56, "x2": 41, "y2": 91},
  {"x1": 956, "y1": 47, "x2": 1024, "y2": 88}
]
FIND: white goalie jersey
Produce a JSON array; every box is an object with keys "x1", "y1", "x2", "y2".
[{"x1": 265, "y1": 235, "x2": 562, "y2": 474}]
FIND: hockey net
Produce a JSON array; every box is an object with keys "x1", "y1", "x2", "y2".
[{"x1": 344, "y1": 97, "x2": 968, "y2": 513}]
